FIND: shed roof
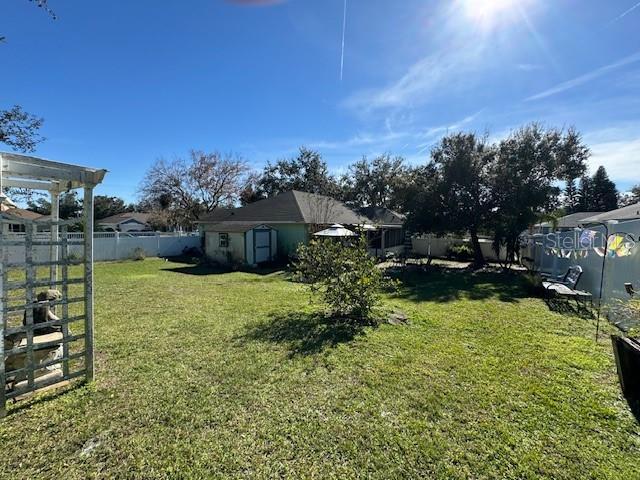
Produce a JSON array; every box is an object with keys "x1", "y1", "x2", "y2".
[
  {"x1": 581, "y1": 203, "x2": 640, "y2": 223},
  {"x1": 199, "y1": 191, "x2": 370, "y2": 225},
  {"x1": 206, "y1": 222, "x2": 268, "y2": 233}
]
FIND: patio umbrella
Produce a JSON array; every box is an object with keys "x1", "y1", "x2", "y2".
[{"x1": 313, "y1": 224, "x2": 357, "y2": 237}]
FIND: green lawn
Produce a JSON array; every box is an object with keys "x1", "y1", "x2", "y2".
[{"x1": 1, "y1": 259, "x2": 639, "y2": 479}]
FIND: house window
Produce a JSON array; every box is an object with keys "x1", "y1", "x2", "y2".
[
  {"x1": 8, "y1": 224, "x2": 25, "y2": 233},
  {"x1": 219, "y1": 233, "x2": 229, "y2": 248}
]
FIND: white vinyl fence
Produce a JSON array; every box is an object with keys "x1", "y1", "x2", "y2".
[
  {"x1": 411, "y1": 235, "x2": 507, "y2": 262},
  {"x1": 523, "y1": 219, "x2": 640, "y2": 331},
  {"x1": 3, "y1": 232, "x2": 201, "y2": 263}
]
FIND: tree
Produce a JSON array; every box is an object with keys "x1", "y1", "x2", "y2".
[
  {"x1": 576, "y1": 167, "x2": 619, "y2": 212},
  {"x1": 1, "y1": 1, "x2": 56, "y2": 43},
  {"x1": 139, "y1": 150, "x2": 250, "y2": 229},
  {"x1": 590, "y1": 166, "x2": 618, "y2": 212},
  {"x1": 27, "y1": 191, "x2": 83, "y2": 219},
  {"x1": 292, "y1": 236, "x2": 388, "y2": 321},
  {"x1": 0, "y1": 106, "x2": 44, "y2": 152},
  {"x1": 564, "y1": 178, "x2": 580, "y2": 214},
  {"x1": 577, "y1": 175, "x2": 592, "y2": 211},
  {"x1": 93, "y1": 195, "x2": 133, "y2": 220},
  {"x1": 252, "y1": 147, "x2": 340, "y2": 200},
  {"x1": 620, "y1": 185, "x2": 640, "y2": 207},
  {"x1": 406, "y1": 133, "x2": 494, "y2": 266},
  {"x1": 341, "y1": 154, "x2": 408, "y2": 209},
  {"x1": 490, "y1": 125, "x2": 589, "y2": 266}
]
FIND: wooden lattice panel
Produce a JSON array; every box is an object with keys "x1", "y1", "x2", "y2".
[{"x1": 1, "y1": 219, "x2": 93, "y2": 418}]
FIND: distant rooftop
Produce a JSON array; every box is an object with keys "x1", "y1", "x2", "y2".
[
  {"x1": 97, "y1": 212, "x2": 152, "y2": 224},
  {"x1": 581, "y1": 203, "x2": 640, "y2": 224}
]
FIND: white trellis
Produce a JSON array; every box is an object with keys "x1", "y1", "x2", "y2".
[{"x1": 0, "y1": 152, "x2": 106, "y2": 418}]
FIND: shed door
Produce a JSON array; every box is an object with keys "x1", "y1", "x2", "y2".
[{"x1": 254, "y1": 229, "x2": 271, "y2": 263}]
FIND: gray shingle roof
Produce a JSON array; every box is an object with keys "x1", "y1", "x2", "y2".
[
  {"x1": 97, "y1": 212, "x2": 152, "y2": 225},
  {"x1": 581, "y1": 203, "x2": 640, "y2": 223},
  {"x1": 536, "y1": 212, "x2": 601, "y2": 229},
  {"x1": 356, "y1": 206, "x2": 405, "y2": 226},
  {"x1": 0, "y1": 207, "x2": 43, "y2": 221},
  {"x1": 206, "y1": 222, "x2": 267, "y2": 233},
  {"x1": 199, "y1": 191, "x2": 370, "y2": 225}
]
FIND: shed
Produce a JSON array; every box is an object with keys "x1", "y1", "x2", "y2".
[{"x1": 204, "y1": 222, "x2": 277, "y2": 265}]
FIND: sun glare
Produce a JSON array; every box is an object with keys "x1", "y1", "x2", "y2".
[{"x1": 461, "y1": 0, "x2": 522, "y2": 31}]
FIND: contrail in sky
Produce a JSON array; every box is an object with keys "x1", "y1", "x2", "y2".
[
  {"x1": 340, "y1": 0, "x2": 347, "y2": 81},
  {"x1": 609, "y1": 1, "x2": 640, "y2": 24}
]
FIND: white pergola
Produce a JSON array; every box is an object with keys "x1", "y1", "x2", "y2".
[{"x1": 0, "y1": 152, "x2": 106, "y2": 417}]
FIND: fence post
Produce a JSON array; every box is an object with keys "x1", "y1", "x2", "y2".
[
  {"x1": 115, "y1": 232, "x2": 119, "y2": 260},
  {"x1": 83, "y1": 186, "x2": 95, "y2": 383},
  {"x1": 50, "y1": 190, "x2": 60, "y2": 287}
]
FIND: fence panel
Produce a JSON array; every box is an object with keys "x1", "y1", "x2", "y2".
[
  {"x1": 526, "y1": 219, "x2": 640, "y2": 332},
  {"x1": 3, "y1": 233, "x2": 201, "y2": 263}
]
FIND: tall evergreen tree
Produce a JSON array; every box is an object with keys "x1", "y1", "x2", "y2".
[
  {"x1": 564, "y1": 179, "x2": 579, "y2": 214},
  {"x1": 590, "y1": 166, "x2": 618, "y2": 212},
  {"x1": 577, "y1": 176, "x2": 592, "y2": 211}
]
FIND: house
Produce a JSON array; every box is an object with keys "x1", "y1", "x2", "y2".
[
  {"x1": 97, "y1": 212, "x2": 152, "y2": 232},
  {"x1": 356, "y1": 206, "x2": 406, "y2": 256},
  {"x1": 531, "y1": 212, "x2": 601, "y2": 234},
  {"x1": 0, "y1": 207, "x2": 50, "y2": 233},
  {"x1": 198, "y1": 190, "x2": 403, "y2": 265},
  {"x1": 581, "y1": 203, "x2": 640, "y2": 225}
]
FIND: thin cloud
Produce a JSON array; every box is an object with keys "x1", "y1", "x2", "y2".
[
  {"x1": 516, "y1": 63, "x2": 543, "y2": 72},
  {"x1": 343, "y1": 47, "x2": 482, "y2": 112},
  {"x1": 609, "y1": 1, "x2": 640, "y2": 24},
  {"x1": 584, "y1": 124, "x2": 640, "y2": 186},
  {"x1": 340, "y1": 0, "x2": 347, "y2": 81},
  {"x1": 525, "y1": 51, "x2": 640, "y2": 101}
]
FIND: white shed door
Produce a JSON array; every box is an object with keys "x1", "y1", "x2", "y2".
[{"x1": 254, "y1": 230, "x2": 271, "y2": 263}]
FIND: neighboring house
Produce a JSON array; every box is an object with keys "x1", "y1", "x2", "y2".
[
  {"x1": 97, "y1": 212, "x2": 152, "y2": 232},
  {"x1": 198, "y1": 190, "x2": 403, "y2": 265},
  {"x1": 531, "y1": 212, "x2": 600, "y2": 234},
  {"x1": 0, "y1": 207, "x2": 50, "y2": 233},
  {"x1": 581, "y1": 203, "x2": 640, "y2": 225}
]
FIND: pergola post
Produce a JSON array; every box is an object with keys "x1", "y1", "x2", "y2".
[
  {"x1": 83, "y1": 186, "x2": 95, "y2": 382},
  {"x1": 50, "y1": 190, "x2": 60, "y2": 286},
  {"x1": 381, "y1": 228, "x2": 386, "y2": 259}
]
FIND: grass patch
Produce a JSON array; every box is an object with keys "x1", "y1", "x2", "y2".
[{"x1": 1, "y1": 259, "x2": 639, "y2": 478}]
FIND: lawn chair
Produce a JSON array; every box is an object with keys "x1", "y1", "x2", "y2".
[{"x1": 541, "y1": 265, "x2": 592, "y2": 309}]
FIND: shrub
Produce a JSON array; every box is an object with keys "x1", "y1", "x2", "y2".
[
  {"x1": 446, "y1": 244, "x2": 474, "y2": 261},
  {"x1": 131, "y1": 247, "x2": 146, "y2": 261},
  {"x1": 292, "y1": 236, "x2": 389, "y2": 321}
]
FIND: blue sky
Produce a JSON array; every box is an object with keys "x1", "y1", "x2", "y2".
[{"x1": 2, "y1": 0, "x2": 640, "y2": 201}]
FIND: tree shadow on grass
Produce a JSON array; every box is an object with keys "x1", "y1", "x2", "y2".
[
  {"x1": 161, "y1": 260, "x2": 285, "y2": 277},
  {"x1": 391, "y1": 266, "x2": 529, "y2": 304},
  {"x1": 237, "y1": 311, "x2": 371, "y2": 357}
]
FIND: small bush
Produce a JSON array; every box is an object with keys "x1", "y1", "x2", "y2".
[
  {"x1": 522, "y1": 272, "x2": 544, "y2": 296},
  {"x1": 131, "y1": 247, "x2": 146, "y2": 261},
  {"x1": 446, "y1": 244, "x2": 474, "y2": 261},
  {"x1": 292, "y1": 236, "x2": 392, "y2": 322}
]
